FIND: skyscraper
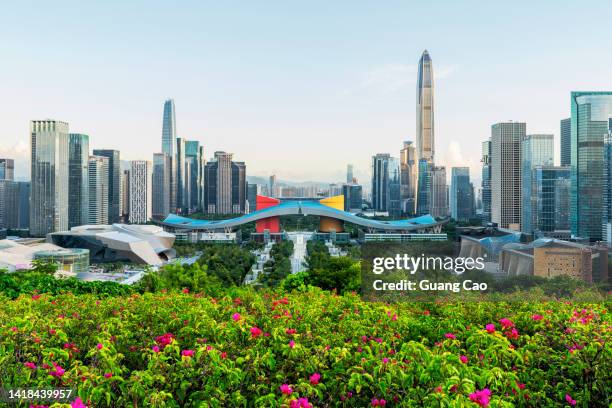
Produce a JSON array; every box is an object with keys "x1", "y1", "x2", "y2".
[
  {"x1": 481, "y1": 140, "x2": 492, "y2": 223},
  {"x1": 603, "y1": 131, "x2": 612, "y2": 243},
  {"x1": 204, "y1": 152, "x2": 246, "y2": 214},
  {"x1": 416, "y1": 159, "x2": 431, "y2": 216},
  {"x1": 570, "y1": 92, "x2": 612, "y2": 241},
  {"x1": 121, "y1": 169, "x2": 130, "y2": 222},
  {"x1": 521, "y1": 134, "x2": 554, "y2": 233},
  {"x1": 346, "y1": 164, "x2": 354, "y2": 184},
  {"x1": 450, "y1": 167, "x2": 474, "y2": 221},
  {"x1": 152, "y1": 153, "x2": 171, "y2": 219},
  {"x1": 129, "y1": 160, "x2": 152, "y2": 224},
  {"x1": 532, "y1": 166, "x2": 570, "y2": 236},
  {"x1": 0, "y1": 159, "x2": 15, "y2": 180},
  {"x1": 491, "y1": 122, "x2": 524, "y2": 230},
  {"x1": 162, "y1": 99, "x2": 177, "y2": 212},
  {"x1": 175, "y1": 137, "x2": 187, "y2": 212},
  {"x1": 232, "y1": 161, "x2": 247, "y2": 214},
  {"x1": 416, "y1": 50, "x2": 435, "y2": 163},
  {"x1": 0, "y1": 181, "x2": 29, "y2": 229},
  {"x1": 371, "y1": 154, "x2": 400, "y2": 215},
  {"x1": 560, "y1": 118, "x2": 571, "y2": 166},
  {"x1": 30, "y1": 120, "x2": 70, "y2": 236},
  {"x1": 399, "y1": 141, "x2": 417, "y2": 215},
  {"x1": 429, "y1": 166, "x2": 448, "y2": 218},
  {"x1": 92, "y1": 149, "x2": 120, "y2": 223},
  {"x1": 342, "y1": 184, "x2": 363, "y2": 213},
  {"x1": 185, "y1": 140, "x2": 204, "y2": 212},
  {"x1": 68, "y1": 133, "x2": 89, "y2": 228},
  {"x1": 88, "y1": 155, "x2": 109, "y2": 225}
]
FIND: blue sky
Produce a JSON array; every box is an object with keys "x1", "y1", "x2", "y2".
[{"x1": 2, "y1": 1, "x2": 612, "y2": 184}]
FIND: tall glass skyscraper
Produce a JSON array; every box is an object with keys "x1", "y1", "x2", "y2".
[
  {"x1": 570, "y1": 92, "x2": 612, "y2": 241},
  {"x1": 88, "y1": 155, "x2": 109, "y2": 225},
  {"x1": 416, "y1": 159, "x2": 431, "y2": 216},
  {"x1": 416, "y1": 50, "x2": 434, "y2": 163},
  {"x1": 560, "y1": 118, "x2": 571, "y2": 166},
  {"x1": 152, "y1": 153, "x2": 171, "y2": 219},
  {"x1": 533, "y1": 166, "x2": 570, "y2": 235},
  {"x1": 92, "y1": 149, "x2": 120, "y2": 224},
  {"x1": 162, "y1": 99, "x2": 177, "y2": 212},
  {"x1": 68, "y1": 134, "x2": 89, "y2": 228},
  {"x1": 450, "y1": 167, "x2": 474, "y2": 221},
  {"x1": 602, "y1": 128, "x2": 612, "y2": 242},
  {"x1": 0, "y1": 159, "x2": 14, "y2": 180},
  {"x1": 481, "y1": 140, "x2": 492, "y2": 223},
  {"x1": 371, "y1": 154, "x2": 400, "y2": 216},
  {"x1": 30, "y1": 120, "x2": 70, "y2": 236},
  {"x1": 399, "y1": 141, "x2": 417, "y2": 215},
  {"x1": 521, "y1": 134, "x2": 554, "y2": 233}
]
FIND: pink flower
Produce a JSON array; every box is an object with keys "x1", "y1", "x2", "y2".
[
  {"x1": 444, "y1": 332, "x2": 457, "y2": 339},
  {"x1": 182, "y1": 288, "x2": 190, "y2": 293},
  {"x1": 286, "y1": 328, "x2": 297, "y2": 335},
  {"x1": 24, "y1": 362, "x2": 37, "y2": 370},
  {"x1": 181, "y1": 349, "x2": 195, "y2": 357},
  {"x1": 532, "y1": 314, "x2": 543, "y2": 321},
  {"x1": 96, "y1": 343, "x2": 103, "y2": 350},
  {"x1": 499, "y1": 318, "x2": 514, "y2": 329},
  {"x1": 250, "y1": 327, "x2": 263, "y2": 338},
  {"x1": 290, "y1": 398, "x2": 312, "y2": 408},
  {"x1": 485, "y1": 324, "x2": 495, "y2": 333},
  {"x1": 280, "y1": 384, "x2": 293, "y2": 395},
  {"x1": 309, "y1": 372, "x2": 321, "y2": 385},
  {"x1": 152, "y1": 345, "x2": 160, "y2": 353},
  {"x1": 155, "y1": 333, "x2": 174, "y2": 349},
  {"x1": 565, "y1": 394, "x2": 577, "y2": 406},
  {"x1": 49, "y1": 362, "x2": 65, "y2": 378},
  {"x1": 71, "y1": 397, "x2": 88, "y2": 408},
  {"x1": 382, "y1": 357, "x2": 389, "y2": 364},
  {"x1": 289, "y1": 340, "x2": 295, "y2": 349},
  {"x1": 371, "y1": 398, "x2": 386, "y2": 406},
  {"x1": 506, "y1": 328, "x2": 520, "y2": 340},
  {"x1": 104, "y1": 372, "x2": 112, "y2": 378},
  {"x1": 221, "y1": 351, "x2": 227, "y2": 359},
  {"x1": 232, "y1": 313, "x2": 241, "y2": 321},
  {"x1": 460, "y1": 355, "x2": 468, "y2": 364},
  {"x1": 469, "y1": 388, "x2": 492, "y2": 407}
]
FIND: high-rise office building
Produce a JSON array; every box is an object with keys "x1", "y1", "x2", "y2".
[
  {"x1": 269, "y1": 175, "x2": 277, "y2": 198},
  {"x1": 343, "y1": 184, "x2": 363, "y2": 213},
  {"x1": 560, "y1": 118, "x2": 571, "y2": 166},
  {"x1": 491, "y1": 122, "x2": 524, "y2": 230},
  {"x1": 416, "y1": 159, "x2": 431, "y2": 216},
  {"x1": 92, "y1": 149, "x2": 120, "y2": 223},
  {"x1": 399, "y1": 141, "x2": 417, "y2": 215},
  {"x1": 68, "y1": 134, "x2": 89, "y2": 228},
  {"x1": 346, "y1": 164, "x2": 354, "y2": 184},
  {"x1": 176, "y1": 137, "x2": 187, "y2": 212},
  {"x1": 532, "y1": 166, "x2": 571, "y2": 236},
  {"x1": 246, "y1": 183, "x2": 258, "y2": 214},
  {"x1": 371, "y1": 154, "x2": 400, "y2": 215},
  {"x1": 162, "y1": 99, "x2": 177, "y2": 212},
  {"x1": 0, "y1": 159, "x2": 14, "y2": 180},
  {"x1": 416, "y1": 50, "x2": 434, "y2": 163},
  {"x1": 152, "y1": 153, "x2": 171, "y2": 219},
  {"x1": 603, "y1": 130, "x2": 612, "y2": 243},
  {"x1": 0, "y1": 181, "x2": 29, "y2": 229},
  {"x1": 204, "y1": 152, "x2": 246, "y2": 214},
  {"x1": 570, "y1": 92, "x2": 612, "y2": 241},
  {"x1": 481, "y1": 140, "x2": 492, "y2": 223},
  {"x1": 521, "y1": 134, "x2": 554, "y2": 233},
  {"x1": 129, "y1": 160, "x2": 152, "y2": 224},
  {"x1": 30, "y1": 120, "x2": 70, "y2": 236},
  {"x1": 121, "y1": 170, "x2": 130, "y2": 222},
  {"x1": 429, "y1": 166, "x2": 448, "y2": 218},
  {"x1": 185, "y1": 140, "x2": 205, "y2": 212},
  {"x1": 450, "y1": 167, "x2": 474, "y2": 221},
  {"x1": 88, "y1": 155, "x2": 109, "y2": 225}
]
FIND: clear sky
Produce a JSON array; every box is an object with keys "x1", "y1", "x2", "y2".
[{"x1": 2, "y1": 1, "x2": 612, "y2": 184}]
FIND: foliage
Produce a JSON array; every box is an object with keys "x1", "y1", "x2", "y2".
[
  {"x1": 0, "y1": 289, "x2": 609, "y2": 407},
  {"x1": 304, "y1": 240, "x2": 360, "y2": 293},
  {"x1": 197, "y1": 244, "x2": 256, "y2": 286},
  {"x1": 259, "y1": 241, "x2": 294, "y2": 288},
  {"x1": 137, "y1": 263, "x2": 224, "y2": 296}
]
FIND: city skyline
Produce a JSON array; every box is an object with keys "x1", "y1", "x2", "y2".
[{"x1": 2, "y1": 2, "x2": 612, "y2": 183}]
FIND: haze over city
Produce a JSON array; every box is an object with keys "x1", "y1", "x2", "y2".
[{"x1": 2, "y1": 1, "x2": 612, "y2": 183}]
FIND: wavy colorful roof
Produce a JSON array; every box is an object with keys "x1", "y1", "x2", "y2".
[{"x1": 161, "y1": 199, "x2": 444, "y2": 232}]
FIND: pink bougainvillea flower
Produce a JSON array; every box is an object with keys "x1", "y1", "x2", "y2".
[
  {"x1": 382, "y1": 357, "x2": 389, "y2": 364},
  {"x1": 469, "y1": 388, "x2": 492, "y2": 407},
  {"x1": 444, "y1": 333, "x2": 457, "y2": 339},
  {"x1": 286, "y1": 328, "x2": 297, "y2": 335},
  {"x1": 104, "y1": 372, "x2": 112, "y2": 378},
  {"x1": 309, "y1": 372, "x2": 321, "y2": 385},
  {"x1": 24, "y1": 362, "x2": 37, "y2": 370},
  {"x1": 71, "y1": 397, "x2": 88, "y2": 408},
  {"x1": 280, "y1": 384, "x2": 293, "y2": 395},
  {"x1": 181, "y1": 349, "x2": 195, "y2": 357},
  {"x1": 565, "y1": 394, "x2": 577, "y2": 406},
  {"x1": 290, "y1": 397, "x2": 312, "y2": 408},
  {"x1": 531, "y1": 314, "x2": 543, "y2": 321},
  {"x1": 49, "y1": 362, "x2": 65, "y2": 378},
  {"x1": 460, "y1": 355, "x2": 468, "y2": 364},
  {"x1": 96, "y1": 343, "x2": 103, "y2": 350},
  {"x1": 485, "y1": 324, "x2": 495, "y2": 333},
  {"x1": 182, "y1": 288, "x2": 189, "y2": 294},
  {"x1": 220, "y1": 351, "x2": 227, "y2": 359},
  {"x1": 371, "y1": 398, "x2": 386, "y2": 406},
  {"x1": 250, "y1": 326, "x2": 263, "y2": 338},
  {"x1": 232, "y1": 313, "x2": 241, "y2": 321},
  {"x1": 499, "y1": 318, "x2": 514, "y2": 329},
  {"x1": 155, "y1": 333, "x2": 174, "y2": 349},
  {"x1": 152, "y1": 345, "x2": 160, "y2": 353},
  {"x1": 32, "y1": 294, "x2": 41, "y2": 300},
  {"x1": 507, "y1": 328, "x2": 520, "y2": 340},
  {"x1": 289, "y1": 340, "x2": 295, "y2": 349}
]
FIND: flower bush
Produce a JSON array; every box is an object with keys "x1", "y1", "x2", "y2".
[{"x1": 0, "y1": 287, "x2": 609, "y2": 407}]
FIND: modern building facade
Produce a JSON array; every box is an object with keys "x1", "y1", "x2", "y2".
[
  {"x1": 371, "y1": 154, "x2": 400, "y2": 216},
  {"x1": 152, "y1": 153, "x2": 171, "y2": 219},
  {"x1": 416, "y1": 50, "x2": 434, "y2": 163},
  {"x1": 0, "y1": 181, "x2": 30, "y2": 229},
  {"x1": 521, "y1": 134, "x2": 554, "y2": 233},
  {"x1": 450, "y1": 167, "x2": 474, "y2": 222},
  {"x1": 603, "y1": 132, "x2": 612, "y2": 243},
  {"x1": 346, "y1": 164, "x2": 354, "y2": 184},
  {"x1": 175, "y1": 137, "x2": 187, "y2": 212},
  {"x1": 0, "y1": 159, "x2": 14, "y2": 180},
  {"x1": 532, "y1": 166, "x2": 571, "y2": 236},
  {"x1": 129, "y1": 160, "x2": 152, "y2": 224},
  {"x1": 481, "y1": 140, "x2": 492, "y2": 223},
  {"x1": 161, "y1": 99, "x2": 177, "y2": 213},
  {"x1": 88, "y1": 155, "x2": 109, "y2": 225},
  {"x1": 185, "y1": 140, "x2": 205, "y2": 212},
  {"x1": 416, "y1": 159, "x2": 431, "y2": 216},
  {"x1": 92, "y1": 149, "x2": 120, "y2": 224},
  {"x1": 121, "y1": 170, "x2": 130, "y2": 223},
  {"x1": 491, "y1": 122, "x2": 524, "y2": 230},
  {"x1": 560, "y1": 118, "x2": 571, "y2": 166},
  {"x1": 342, "y1": 183, "x2": 363, "y2": 213},
  {"x1": 204, "y1": 152, "x2": 246, "y2": 214},
  {"x1": 30, "y1": 120, "x2": 70, "y2": 237},
  {"x1": 400, "y1": 141, "x2": 417, "y2": 215},
  {"x1": 429, "y1": 166, "x2": 448, "y2": 218},
  {"x1": 68, "y1": 133, "x2": 89, "y2": 228},
  {"x1": 570, "y1": 92, "x2": 612, "y2": 241}
]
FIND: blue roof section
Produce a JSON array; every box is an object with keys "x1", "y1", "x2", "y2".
[{"x1": 161, "y1": 201, "x2": 444, "y2": 232}]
